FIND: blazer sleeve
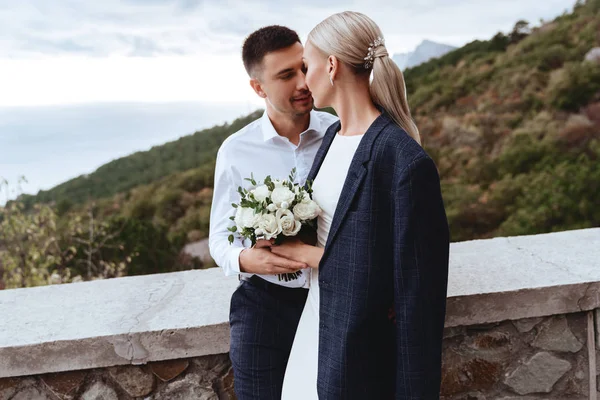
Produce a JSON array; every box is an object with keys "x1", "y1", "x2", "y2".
[{"x1": 392, "y1": 155, "x2": 450, "y2": 399}]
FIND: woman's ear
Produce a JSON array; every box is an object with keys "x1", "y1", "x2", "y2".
[{"x1": 328, "y1": 55, "x2": 339, "y2": 81}]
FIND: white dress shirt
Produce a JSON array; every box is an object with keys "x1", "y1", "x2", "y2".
[{"x1": 209, "y1": 109, "x2": 338, "y2": 288}]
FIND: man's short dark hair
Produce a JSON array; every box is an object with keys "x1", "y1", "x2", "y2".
[{"x1": 242, "y1": 25, "x2": 301, "y2": 78}]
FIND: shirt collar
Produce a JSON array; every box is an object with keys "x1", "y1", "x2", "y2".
[{"x1": 261, "y1": 110, "x2": 321, "y2": 142}]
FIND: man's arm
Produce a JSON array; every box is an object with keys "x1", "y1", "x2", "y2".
[
  {"x1": 392, "y1": 156, "x2": 450, "y2": 398},
  {"x1": 208, "y1": 148, "x2": 308, "y2": 276},
  {"x1": 208, "y1": 147, "x2": 245, "y2": 276}
]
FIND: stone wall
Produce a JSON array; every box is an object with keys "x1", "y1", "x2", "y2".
[
  {"x1": 441, "y1": 311, "x2": 598, "y2": 399},
  {"x1": 2, "y1": 312, "x2": 597, "y2": 399},
  {"x1": 0, "y1": 354, "x2": 234, "y2": 400},
  {"x1": 1, "y1": 228, "x2": 599, "y2": 399}
]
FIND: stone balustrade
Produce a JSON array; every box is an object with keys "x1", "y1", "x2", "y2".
[{"x1": 1, "y1": 228, "x2": 599, "y2": 399}]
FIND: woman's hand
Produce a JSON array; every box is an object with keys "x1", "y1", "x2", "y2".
[
  {"x1": 271, "y1": 238, "x2": 324, "y2": 269},
  {"x1": 253, "y1": 239, "x2": 274, "y2": 249}
]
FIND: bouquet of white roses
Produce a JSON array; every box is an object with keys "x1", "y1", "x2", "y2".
[{"x1": 228, "y1": 168, "x2": 321, "y2": 281}]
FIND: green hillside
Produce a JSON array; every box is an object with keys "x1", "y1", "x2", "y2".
[
  {"x1": 405, "y1": 0, "x2": 600, "y2": 239},
  {"x1": 18, "y1": 110, "x2": 263, "y2": 209}
]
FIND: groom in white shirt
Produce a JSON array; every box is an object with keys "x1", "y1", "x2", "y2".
[{"x1": 208, "y1": 25, "x2": 337, "y2": 399}]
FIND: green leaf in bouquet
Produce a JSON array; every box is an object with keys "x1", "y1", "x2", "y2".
[
  {"x1": 240, "y1": 198, "x2": 254, "y2": 208},
  {"x1": 244, "y1": 173, "x2": 257, "y2": 186},
  {"x1": 248, "y1": 172, "x2": 257, "y2": 186},
  {"x1": 231, "y1": 203, "x2": 238, "y2": 208},
  {"x1": 305, "y1": 218, "x2": 318, "y2": 230},
  {"x1": 229, "y1": 216, "x2": 235, "y2": 221},
  {"x1": 228, "y1": 235, "x2": 234, "y2": 244},
  {"x1": 228, "y1": 226, "x2": 237, "y2": 232},
  {"x1": 264, "y1": 176, "x2": 274, "y2": 191},
  {"x1": 306, "y1": 179, "x2": 314, "y2": 195}
]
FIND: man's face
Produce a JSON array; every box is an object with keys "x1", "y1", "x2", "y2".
[{"x1": 251, "y1": 42, "x2": 314, "y2": 117}]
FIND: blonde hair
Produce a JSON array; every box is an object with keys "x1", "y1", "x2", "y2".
[{"x1": 307, "y1": 11, "x2": 421, "y2": 145}]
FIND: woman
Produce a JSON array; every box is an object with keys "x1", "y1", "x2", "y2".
[{"x1": 276, "y1": 12, "x2": 450, "y2": 399}]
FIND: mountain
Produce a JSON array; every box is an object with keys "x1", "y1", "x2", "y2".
[{"x1": 392, "y1": 39, "x2": 457, "y2": 70}]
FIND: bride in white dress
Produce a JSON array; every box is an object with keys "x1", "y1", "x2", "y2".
[
  {"x1": 279, "y1": 131, "x2": 364, "y2": 399},
  {"x1": 269, "y1": 10, "x2": 449, "y2": 400},
  {"x1": 270, "y1": 12, "x2": 386, "y2": 399}
]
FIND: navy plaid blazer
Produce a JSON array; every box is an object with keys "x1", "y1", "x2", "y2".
[{"x1": 307, "y1": 112, "x2": 449, "y2": 399}]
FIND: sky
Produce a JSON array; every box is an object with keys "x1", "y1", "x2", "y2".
[
  {"x1": 0, "y1": 0, "x2": 578, "y2": 107},
  {"x1": 0, "y1": 0, "x2": 578, "y2": 200}
]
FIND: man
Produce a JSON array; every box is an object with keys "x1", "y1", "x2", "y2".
[{"x1": 208, "y1": 25, "x2": 338, "y2": 399}]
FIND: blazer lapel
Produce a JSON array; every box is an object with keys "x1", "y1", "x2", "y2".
[
  {"x1": 306, "y1": 120, "x2": 340, "y2": 186},
  {"x1": 320, "y1": 113, "x2": 392, "y2": 265},
  {"x1": 322, "y1": 160, "x2": 367, "y2": 254}
]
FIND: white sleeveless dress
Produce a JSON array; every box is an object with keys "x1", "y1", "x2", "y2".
[{"x1": 281, "y1": 132, "x2": 364, "y2": 399}]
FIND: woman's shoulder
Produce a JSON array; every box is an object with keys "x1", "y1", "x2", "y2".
[{"x1": 376, "y1": 122, "x2": 429, "y2": 168}]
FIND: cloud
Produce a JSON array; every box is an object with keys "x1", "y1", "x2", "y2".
[
  {"x1": 1, "y1": 0, "x2": 576, "y2": 58},
  {"x1": 0, "y1": 0, "x2": 577, "y2": 106},
  {"x1": 0, "y1": 0, "x2": 224, "y2": 57}
]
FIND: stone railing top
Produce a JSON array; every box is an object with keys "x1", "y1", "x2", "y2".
[
  {"x1": 445, "y1": 228, "x2": 600, "y2": 327},
  {"x1": 0, "y1": 268, "x2": 239, "y2": 378},
  {"x1": 447, "y1": 227, "x2": 600, "y2": 297},
  {"x1": 1, "y1": 228, "x2": 599, "y2": 378}
]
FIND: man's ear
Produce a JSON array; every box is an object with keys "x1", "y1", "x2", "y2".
[{"x1": 250, "y1": 78, "x2": 267, "y2": 99}]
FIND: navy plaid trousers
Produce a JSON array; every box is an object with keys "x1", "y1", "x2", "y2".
[{"x1": 229, "y1": 277, "x2": 308, "y2": 399}]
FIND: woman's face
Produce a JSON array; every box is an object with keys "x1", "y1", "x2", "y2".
[{"x1": 302, "y1": 41, "x2": 333, "y2": 109}]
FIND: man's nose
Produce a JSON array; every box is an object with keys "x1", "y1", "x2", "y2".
[{"x1": 296, "y1": 72, "x2": 309, "y2": 91}]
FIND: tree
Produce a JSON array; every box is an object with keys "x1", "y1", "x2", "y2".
[
  {"x1": 66, "y1": 205, "x2": 133, "y2": 281},
  {"x1": 0, "y1": 180, "x2": 135, "y2": 289},
  {"x1": 509, "y1": 20, "x2": 531, "y2": 44},
  {"x1": 0, "y1": 200, "x2": 73, "y2": 289}
]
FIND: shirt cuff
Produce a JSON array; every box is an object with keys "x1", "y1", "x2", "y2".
[{"x1": 225, "y1": 246, "x2": 245, "y2": 276}]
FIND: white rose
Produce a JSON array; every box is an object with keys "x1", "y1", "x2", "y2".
[
  {"x1": 277, "y1": 209, "x2": 302, "y2": 236},
  {"x1": 271, "y1": 187, "x2": 295, "y2": 207},
  {"x1": 293, "y1": 199, "x2": 322, "y2": 221},
  {"x1": 280, "y1": 201, "x2": 289, "y2": 209},
  {"x1": 251, "y1": 185, "x2": 271, "y2": 203},
  {"x1": 256, "y1": 213, "x2": 282, "y2": 240},
  {"x1": 267, "y1": 203, "x2": 278, "y2": 212},
  {"x1": 273, "y1": 180, "x2": 285, "y2": 189},
  {"x1": 234, "y1": 207, "x2": 258, "y2": 229}
]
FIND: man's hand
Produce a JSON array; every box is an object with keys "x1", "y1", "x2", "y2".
[{"x1": 239, "y1": 239, "x2": 308, "y2": 275}]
